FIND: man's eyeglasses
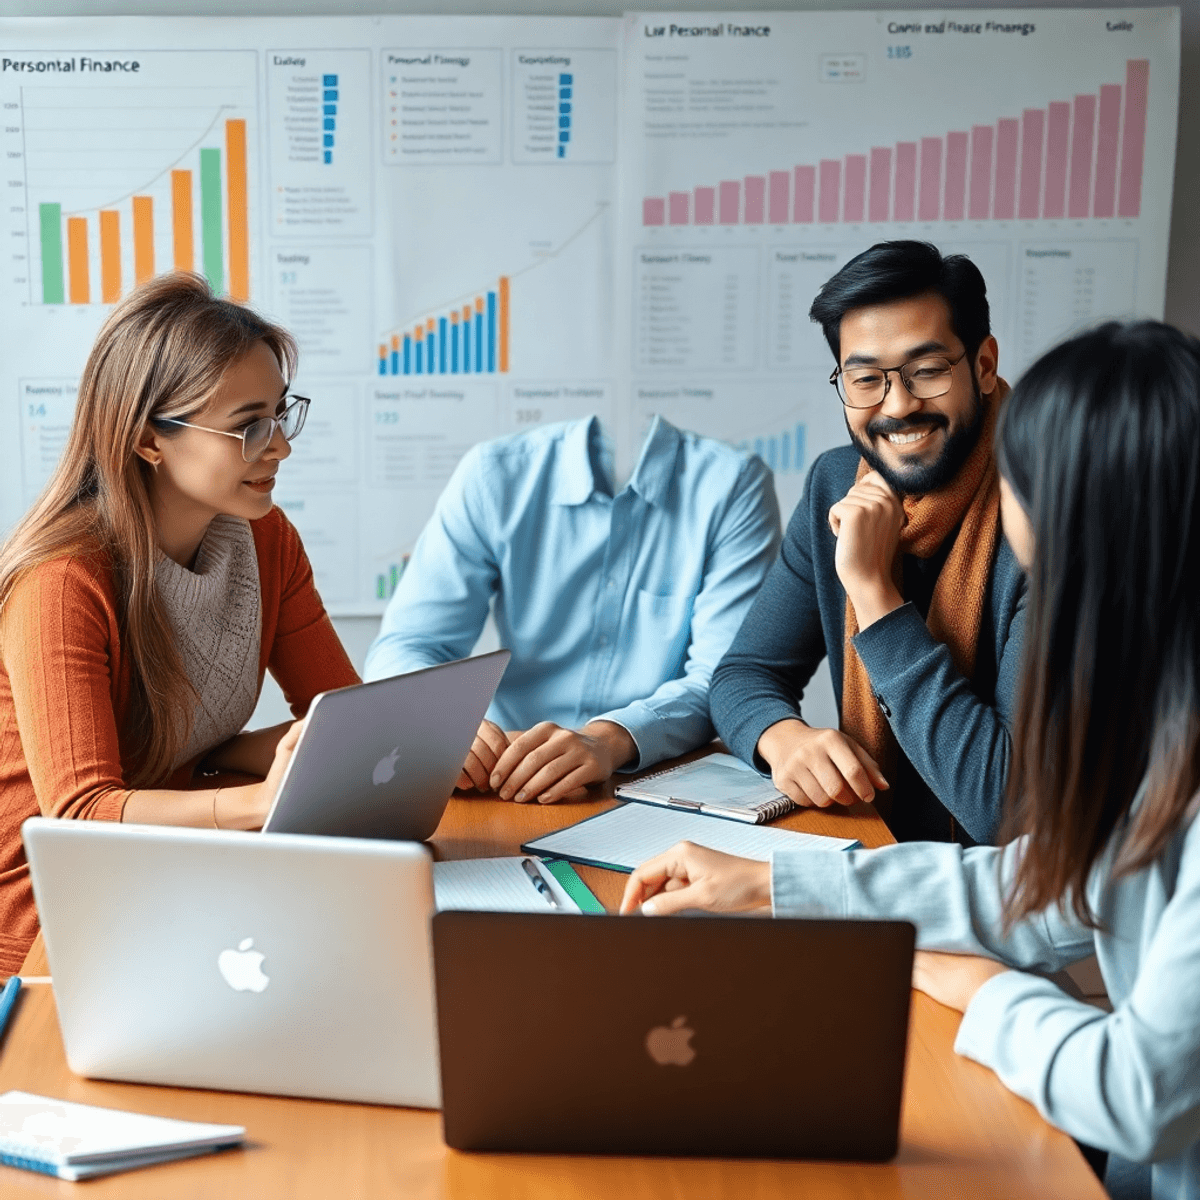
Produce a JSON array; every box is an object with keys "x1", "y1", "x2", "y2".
[
  {"x1": 161, "y1": 396, "x2": 310, "y2": 463},
  {"x1": 830, "y1": 353, "x2": 967, "y2": 409}
]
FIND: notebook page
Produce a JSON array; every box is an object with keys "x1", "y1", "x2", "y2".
[
  {"x1": 525, "y1": 803, "x2": 858, "y2": 871},
  {"x1": 432, "y1": 858, "x2": 580, "y2": 913},
  {"x1": 0, "y1": 1092, "x2": 243, "y2": 1164},
  {"x1": 621, "y1": 754, "x2": 783, "y2": 807}
]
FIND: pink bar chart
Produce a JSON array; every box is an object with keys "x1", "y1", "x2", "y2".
[{"x1": 642, "y1": 59, "x2": 1149, "y2": 227}]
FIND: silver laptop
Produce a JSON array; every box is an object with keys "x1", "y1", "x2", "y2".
[
  {"x1": 432, "y1": 911, "x2": 915, "y2": 1159},
  {"x1": 24, "y1": 818, "x2": 441, "y2": 1108},
  {"x1": 264, "y1": 649, "x2": 509, "y2": 841}
]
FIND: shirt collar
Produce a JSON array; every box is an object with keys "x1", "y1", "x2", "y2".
[{"x1": 551, "y1": 415, "x2": 682, "y2": 508}]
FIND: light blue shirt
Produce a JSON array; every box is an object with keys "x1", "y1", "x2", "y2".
[
  {"x1": 364, "y1": 416, "x2": 781, "y2": 769},
  {"x1": 771, "y1": 798, "x2": 1200, "y2": 1200}
]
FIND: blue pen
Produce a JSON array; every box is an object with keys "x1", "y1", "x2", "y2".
[{"x1": 0, "y1": 976, "x2": 21, "y2": 1041}]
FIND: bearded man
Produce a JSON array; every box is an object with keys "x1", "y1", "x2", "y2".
[{"x1": 711, "y1": 240, "x2": 1025, "y2": 844}]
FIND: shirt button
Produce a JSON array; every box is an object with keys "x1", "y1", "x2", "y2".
[{"x1": 876, "y1": 696, "x2": 892, "y2": 718}]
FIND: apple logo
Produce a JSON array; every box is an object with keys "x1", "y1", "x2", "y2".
[
  {"x1": 372, "y1": 746, "x2": 401, "y2": 786},
  {"x1": 645, "y1": 1015, "x2": 696, "y2": 1066},
  {"x1": 217, "y1": 937, "x2": 270, "y2": 993}
]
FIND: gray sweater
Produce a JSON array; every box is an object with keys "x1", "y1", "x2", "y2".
[
  {"x1": 771, "y1": 803, "x2": 1200, "y2": 1200},
  {"x1": 710, "y1": 444, "x2": 1026, "y2": 844}
]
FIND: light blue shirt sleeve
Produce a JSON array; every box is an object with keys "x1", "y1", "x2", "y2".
[
  {"x1": 595, "y1": 456, "x2": 781, "y2": 769},
  {"x1": 363, "y1": 446, "x2": 498, "y2": 681},
  {"x1": 772, "y1": 824, "x2": 1200, "y2": 1173}
]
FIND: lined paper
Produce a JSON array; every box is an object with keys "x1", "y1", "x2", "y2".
[
  {"x1": 432, "y1": 857, "x2": 580, "y2": 913},
  {"x1": 525, "y1": 803, "x2": 858, "y2": 871}
]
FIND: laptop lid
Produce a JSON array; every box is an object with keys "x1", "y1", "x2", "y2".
[
  {"x1": 263, "y1": 649, "x2": 509, "y2": 841},
  {"x1": 24, "y1": 818, "x2": 441, "y2": 1108},
  {"x1": 432, "y1": 911, "x2": 914, "y2": 1159}
]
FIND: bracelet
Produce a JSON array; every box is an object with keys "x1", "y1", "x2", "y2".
[{"x1": 212, "y1": 787, "x2": 224, "y2": 830}]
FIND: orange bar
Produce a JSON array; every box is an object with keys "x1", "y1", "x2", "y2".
[
  {"x1": 426, "y1": 317, "x2": 435, "y2": 334},
  {"x1": 462, "y1": 306, "x2": 471, "y2": 325},
  {"x1": 132, "y1": 196, "x2": 154, "y2": 285},
  {"x1": 450, "y1": 310, "x2": 458, "y2": 324},
  {"x1": 99, "y1": 210, "x2": 121, "y2": 303},
  {"x1": 225, "y1": 119, "x2": 249, "y2": 301},
  {"x1": 172, "y1": 170, "x2": 194, "y2": 271},
  {"x1": 67, "y1": 216, "x2": 90, "y2": 304},
  {"x1": 475, "y1": 296, "x2": 484, "y2": 315},
  {"x1": 498, "y1": 275, "x2": 510, "y2": 373},
  {"x1": 391, "y1": 334, "x2": 400, "y2": 351}
]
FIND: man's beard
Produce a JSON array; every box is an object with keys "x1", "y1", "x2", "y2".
[{"x1": 847, "y1": 383, "x2": 986, "y2": 497}]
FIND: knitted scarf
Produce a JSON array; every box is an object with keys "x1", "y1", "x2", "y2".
[{"x1": 840, "y1": 379, "x2": 1008, "y2": 782}]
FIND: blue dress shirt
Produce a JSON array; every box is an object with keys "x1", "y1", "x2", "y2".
[{"x1": 364, "y1": 415, "x2": 781, "y2": 770}]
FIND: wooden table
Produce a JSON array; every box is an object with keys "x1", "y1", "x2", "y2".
[{"x1": 0, "y1": 783, "x2": 1106, "y2": 1198}]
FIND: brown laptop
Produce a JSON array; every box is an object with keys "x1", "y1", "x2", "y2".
[{"x1": 431, "y1": 911, "x2": 914, "y2": 1160}]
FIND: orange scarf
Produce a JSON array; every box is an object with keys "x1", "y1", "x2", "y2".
[{"x1": 841, "y1": 380, "x2": 1008, "y2": 784}]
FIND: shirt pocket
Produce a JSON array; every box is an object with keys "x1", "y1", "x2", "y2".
[{"x1": 634, "y1": 588, "x2": 694, "y2": 671}]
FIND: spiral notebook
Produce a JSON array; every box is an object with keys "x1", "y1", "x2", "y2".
[{"x1": 614, "y1": 752, "x2": 794, "y2": 824}]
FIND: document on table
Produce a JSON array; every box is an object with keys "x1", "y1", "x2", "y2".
[
  {"x1": 432, "y1": 857, "x2": 581, "y2": 913},
  {"x1": 522, "y1": 802, "x2": 859, "y2": 873}
]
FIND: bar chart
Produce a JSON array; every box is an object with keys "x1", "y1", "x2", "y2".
[
  {"x1": 642, "y1": 59, "x2": 1149, "y2": 228},
  {"x1": 378, "y1": 277, "x2": 510, "y2": 376},
  {"x1": 735, "y1": 423, "x2": 806, "y2": 477},
  {"x1": 17, "y1": 57, "x2": 258, "y2": 308},
  {"x1": 375, "y1": 555, "x2": 410, "y2": 600}
]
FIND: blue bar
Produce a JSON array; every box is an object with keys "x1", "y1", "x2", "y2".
[
  {"x1": 323, "y1": 150, "x2": 332, "y2": 163},
  {"x1": 559, "y1": 73, "x2": 572, "y2": 84},
  {"x1": 766, "y1": 436, "x2": 778, "y2": 471},
  {"x1": 324, "y1": 134, "x2": 334, "y2": 147},
  {"x1": 474, "y1": 311, "x2": 483, "y2": 372},
  {"x1": 754, "y1": 438, "x2": 765, "y2": 460},
  {"x1": 415, "y1": 340, "x2": 423, "y2": 374},
  {"x1": 559, "y1": 103, "x2": 571, "y2": 114},
  {"x1": 781, "y1": 430, "x2": 791, "y2": 472},
  {"x1": 324, "y1": 118, "x2": 336, "y2": 130},
  {"x1": 426, "y1": 329, "x2": 435, "y2": 373},
  {"x1": 323, "y1": 74, "x2": 338, "y2": 85},
  {"x1": 391, "y1": 347, "x2": 399, "y2": 374},
  {"x1": 559, "y1": 116, "x2": 570, "y2": 128},
  {"x1": 559, "y1": 131, "x2": 570, "y2": 142},
  {"x1": 324, "y1": 89, "x2": 338, "y2": 101},
  {"x1": 324, "y1": 104, "x2": 337, "y2": 116},
  {"x1": 378, "y1": 354, "x2": 386, "y2": 376},
  {"x1": 795, "y1": 424, "x2": 806, "y2": 473},
  {"x1": 560, "y1": 87, "x2": 572, "y2": 99},
  {"x1": 403, "y1": 335, "x2": 412, "y2": 374},
  {"x1": 487, "y1": 292, "x2": 497, "y2": 372},
  {"x1": 438, "y1": 317, "x2": 447, "y2": 373},
  {"x1": 557, "y1": 146, "x2": 565, "y2": 158},
  {"x1": 451, "y1": 321, "x2": 459, "y2": 372}
]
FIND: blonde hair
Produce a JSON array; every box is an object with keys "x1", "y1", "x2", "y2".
[{"x1": 0, "y1": 272, "x2": 297, "y2": 785}]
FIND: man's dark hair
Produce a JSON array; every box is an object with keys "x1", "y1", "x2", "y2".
[{"x1": 809, "y1": 240, "x2": 990, "y2": 363}]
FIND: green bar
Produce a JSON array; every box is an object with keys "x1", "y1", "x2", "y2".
[
  {"x1": 39, "y1": 203, "x2": 64, "y2": 304},
  {"x1": 199, "y1": 147, "x2": 224, "y2": 295}
]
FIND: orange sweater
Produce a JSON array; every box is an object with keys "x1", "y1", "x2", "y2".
[{"x1": 0, "y1": 506, "x2": 359, "y2": 973}]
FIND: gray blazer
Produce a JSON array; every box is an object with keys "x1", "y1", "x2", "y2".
[{"x1": 771, "y1": 804, "x2": 1200, "y2": 1200}]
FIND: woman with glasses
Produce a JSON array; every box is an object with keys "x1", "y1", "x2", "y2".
[
  {"x1": 0, "y1": 272, "x2": 359, "y2": 973},
  {"x1": 625, "y1": 320, "x2": 1200, "y2": 1200}
]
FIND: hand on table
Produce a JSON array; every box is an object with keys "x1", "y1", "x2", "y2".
[
  {"x1": 828, "y1": 470, "x2": 905, "y2": 628},
  {"x1": 912, "y1": 950, "x2": 1011, "y2": 1012},
  {"x1": 456, "y1": 719, "x2": 511, "y2": 792},
  {"x1": 486, "y1": 719, "x2": 638, "y2": 805},
  {"x1": 239, "y1": 719, "x2": 304, "y2": 830},
  {"x1": 756, "y1": 718, "x2": 889, "y2": 809},
  {"x1": 619, "y1": 841, "x2": 771, "y2": 916}
]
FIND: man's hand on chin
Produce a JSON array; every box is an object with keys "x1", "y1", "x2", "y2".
[
  {"x1": 828, "y1": 470, "x2": 906, "y2": 628},
  {"x1": 486, "y1": 719, "x2": 638, "y2": 804}
]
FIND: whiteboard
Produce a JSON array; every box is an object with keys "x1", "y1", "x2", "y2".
[{"x1": 0, "y1": 9, "x2": 1179, "y2": 614}]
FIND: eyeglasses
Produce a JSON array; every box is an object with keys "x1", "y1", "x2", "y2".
[
  {"x1": 830, "y1": 353, "x2": 967, "y2": 409},
  {"x1": 161, "y1": 396, "x2": 310, "y2": 463}
]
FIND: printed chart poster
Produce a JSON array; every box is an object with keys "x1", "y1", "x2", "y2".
[
  {"x1": 0, "y1": 16, "x2": 619, "y2": 613},
  {"x1": 619, "y1": 8, "x2": 1180, "y2": 519}
]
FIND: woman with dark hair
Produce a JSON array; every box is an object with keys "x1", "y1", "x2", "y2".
[
  {"x1": 622, "y1": 320, "x2": 1200, "y2": 1199},
  {"x1": 0, "y1": 273, "x2": 359, "y2": 973}
]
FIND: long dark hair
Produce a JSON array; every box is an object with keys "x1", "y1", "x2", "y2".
[{"x1": 997, "y1": 320, "x2": 1200, "y2": 926}]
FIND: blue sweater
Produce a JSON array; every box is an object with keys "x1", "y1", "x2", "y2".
[{"x1": 710, "y1": 444, "x2": 1026, "y2": 844}]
